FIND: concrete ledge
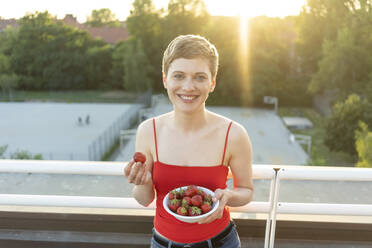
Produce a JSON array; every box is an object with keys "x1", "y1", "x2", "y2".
[{"x1": 0, "y1": 209, "x2": 371, "y2": 247}]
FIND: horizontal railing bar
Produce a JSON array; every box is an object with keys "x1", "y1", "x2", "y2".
[
  {"x1": 0, "y1": 194, "x2": 270, "y2": 213},
  {"x1": 277, "y1": 202, "x2": 372, "y2": 216},
  {"x1": 0, "y1": 160, "x2": 126, "y2": 176},
  {"x1": 0, "y1": 160, "x2": 275, "y2": 179},
  {"x1": 278, "y1": 166, "x2": 372, "y2": 181}
]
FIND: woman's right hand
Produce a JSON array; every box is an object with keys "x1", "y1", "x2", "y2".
[{"x1": 124, "y1": 159, "x2": 152, "y2": 185}]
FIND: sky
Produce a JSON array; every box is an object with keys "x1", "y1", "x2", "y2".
[{"x1": 1, "y1": 0, "x2": 307, "y2": 22}]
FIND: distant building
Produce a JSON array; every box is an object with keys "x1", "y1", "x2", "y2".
[
  {"x1": 0, "y1": 18, "x2": 18, "y2": 32},
  {"x1": 61, "y1": 14, "x2": 129, "y2": 44},
  {"x1": 0, "y1": 15, "x2": 129, "y2": 44}
]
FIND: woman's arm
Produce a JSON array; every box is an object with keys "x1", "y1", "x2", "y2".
[
  {"x1": 222, "y1": 121, "x2": 254, "y2": 206},
  {"x1": 198, "y1": 122, "x2": 253, "y2": 224},
  {"x1": 125, "y1": 119, "x2": 155, "y2": 207}
]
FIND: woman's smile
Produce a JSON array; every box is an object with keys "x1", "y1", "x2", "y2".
[{"x1": 177, "y1": 94, "x2": 199, "y2": 103}]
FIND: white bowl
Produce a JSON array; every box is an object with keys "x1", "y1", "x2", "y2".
[{"x1": 163, "y1": 186, "x2": 219, "y2": 223}]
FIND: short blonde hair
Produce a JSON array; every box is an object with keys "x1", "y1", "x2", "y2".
[{"x1": 162, "y1": 34, "x2": 219, "y2": 79}]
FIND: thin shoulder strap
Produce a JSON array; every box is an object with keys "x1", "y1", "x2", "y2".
[
  {"x1": 152, "y1": 118, "x2": 159, "y2": 162},
  {"x1": 221, "y1": 121, "x2": 233, "y2": 166}
]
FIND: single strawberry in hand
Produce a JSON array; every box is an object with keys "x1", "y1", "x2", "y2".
[
  {"x1": 188, "y1": 206, "x2": 202, "y2": 216},
  {"x1": 201, "y1": 201, "x2": 212, "y2": 214},
  {"x1": 168, "y1": 199, "x2": 181, "y2": 212},
  {"x1": 191, "y1": 194, "x2": 203, "y2": 207},
  {"x1": 176, "y1": 206, "x2": 188, "y2": 216},
  {"x1": 133, "y1": 152, "x2": 146, "y2": 163}
]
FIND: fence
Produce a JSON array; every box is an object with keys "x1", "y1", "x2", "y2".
[
  {"x1": 88, "y1": 89, "x2": 152, "y2": 161},
  {"x1": 1, "y1": 160, "x2": 371, "y2": 247}
]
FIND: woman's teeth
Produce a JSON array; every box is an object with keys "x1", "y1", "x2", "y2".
[{"x1": 179, "y1": 95, "x2": 196, "y2": 100}]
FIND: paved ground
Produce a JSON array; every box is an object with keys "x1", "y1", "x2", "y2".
[{"x1": 0, "y1": 102, "x2": 139, "y2": 160}]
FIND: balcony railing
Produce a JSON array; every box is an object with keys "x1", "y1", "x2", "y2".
[{"x1": 1, "y1": 159, "x2": 372, "y2": 248}]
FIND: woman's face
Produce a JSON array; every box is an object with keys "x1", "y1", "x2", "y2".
[{"x1": 163, "y1": 58, "x2": 215, "y2": 114}]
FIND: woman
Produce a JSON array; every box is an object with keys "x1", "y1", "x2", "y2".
[{"x1": 124, "y1": 34, "x2": 254, "y2": 248}]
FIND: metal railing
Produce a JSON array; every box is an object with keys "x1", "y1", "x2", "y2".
[{"x1": 0, "y1": 160, "x2": 372, "y2": 248}]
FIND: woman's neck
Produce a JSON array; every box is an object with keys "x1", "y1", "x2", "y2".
[{"x1": 171, "y1": 108, "x2": 209, "y2": 133}]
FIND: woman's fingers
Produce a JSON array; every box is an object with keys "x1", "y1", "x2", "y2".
[
  {"x1": 124, "y1": 160, "x2": 135, "y2": 178},
  {"x1": 127, "y1": 162, "x2": 146, "y2": 185}
]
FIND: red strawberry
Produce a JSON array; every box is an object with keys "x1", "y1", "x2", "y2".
[
  {"x1": 133, "y1": 152, "x2": 146, "y2": 163},
  {"x1": 197, "y1": 189, "x2": 207, "y2": 199},
  {"x1": 168, "y1": 191, "x2": 176, "y2": 200},
  {"x1": 204, "y1": 194, "x2": 213, "y2": 204},
  {"x1": 177, "y1": 189, "x2": 185, "y2": 199},
  {"x1": 181, "y1": 196, "x2": 192, "y2": 208},
  {"x1": 188, "y1": 206, "x2": 202, "y2": 216},
  {"x1": 191, "y1": 194, "x2": 203, "y2": 207},
  {"x1": 176, "y1": 206, "x2": 188, "y2": 216},
  {"x1": 184, "y1": 185, "x2": 198, "y2": 197},
  {"x1": 168, "y1": 199, "x2": 181, "y2": 212},
  {"x1": 201, "y1": 201, "x2": 212, "y2": 214}
]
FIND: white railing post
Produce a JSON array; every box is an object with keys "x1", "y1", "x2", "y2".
[
  {"x1": 264, "y1": 167, "x2": 279, "y2": 248},
  {"x1": 269, "y1": 168, "x2": 283, "y2": 248}
]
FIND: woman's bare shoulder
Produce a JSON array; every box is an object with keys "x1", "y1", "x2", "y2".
[{"x1": 137, "y1": 112, "x2": 172, "y2": 134}]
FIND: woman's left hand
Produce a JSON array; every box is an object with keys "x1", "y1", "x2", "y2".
[{"x1": 197, "y1": 188, "x2": 232, "y2": 224}]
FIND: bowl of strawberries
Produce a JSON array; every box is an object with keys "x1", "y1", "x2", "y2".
[{"x1": 163, "y1": 185, "x2": 219, "y2": 223}]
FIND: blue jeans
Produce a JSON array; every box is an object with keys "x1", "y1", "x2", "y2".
[{"x1": 150, "y1": 221, "x2": 241, "y2": 248}]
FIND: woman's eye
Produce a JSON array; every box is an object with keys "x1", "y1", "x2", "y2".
[
  {"x1": 174, "y1": 74, "x2": 184, "y2": 80},
  {"x1": 196, "y1": 75, "x2": 207, "y2": 81}
]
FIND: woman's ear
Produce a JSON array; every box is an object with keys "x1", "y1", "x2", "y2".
[
  {"x1": 162, "y1": 72, "x2": 167, "y2": 89},
  {"x1": 210, "y1": 76, "x2": 216, "y2": 92}
]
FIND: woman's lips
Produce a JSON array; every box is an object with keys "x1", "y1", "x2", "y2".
[{"x1": 177, "y1": 94, "x2": 199, "y2": 103}]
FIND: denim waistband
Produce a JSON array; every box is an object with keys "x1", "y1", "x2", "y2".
[{"x1": 152, "y1": 221, "x2": 235, "y2": 248}]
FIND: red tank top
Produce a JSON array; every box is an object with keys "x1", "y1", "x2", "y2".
[{"x1": 152, "y1": 118, "x2": 233, "y2": 243}]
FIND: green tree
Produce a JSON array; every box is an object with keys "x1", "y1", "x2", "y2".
[
  {"x1": 162, "y1": 0, "x2": 210, "y2": 42},
  {"x1": 309, "y1": 26, "x2": 372, "y2": 97},
  {"x1": 296, "y1": 0, "x2": 352, "y2": 78},
  {"x1": 355, "y1": 121, "x2": 372, "y2": 168},
  {"x1": 9, "y1": 11, "x2": 112, "y2": 90},
  {"x1": 0, "y1": 27, "x2": 19, "y2": 100},
  {"x1": 126, "y1": 0, "x2": 162, "y2": 91},
  {"x1": 84, "y1": 42, "x2": 113, "y2": 89},
  {"x1": 86, "y1": 8, "x2": 121, "y2": 27},
  {"x1": 123, "y1": 39, "x2": 152, "y2": 92},
  {"x1": 325, "y1": 94, "x2": 372, "y2": 155},
  {"x1": 109, "y1": 41, "x2": 127, "y2": 89}
]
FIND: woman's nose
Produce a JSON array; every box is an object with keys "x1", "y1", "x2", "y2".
[{"x1": 182, "y1": 77, "x2": 195, "y2": 90}]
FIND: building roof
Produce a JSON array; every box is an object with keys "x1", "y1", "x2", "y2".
[
  {"x1": 0, "y1": 18, "x2": 18, "y2": 32},
  {"x1": 0, "y1": 15, "x2": 129, "y2": 44},
  {"x1": 61, "y1": 14, "x2": 129, "y2": 44}
]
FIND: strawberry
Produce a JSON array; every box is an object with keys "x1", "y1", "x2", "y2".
[
  {"x1": 201, "y1": 201, "x2": 212, "y2": 214},
  {"x1": 133, "y1": 152, "x2": 146, "y2": 163},
  {"x1": 181, "y1": 196, "x2": 192, "y2": 208},
  {"x1": 184, "y1": 185, "x2": 198, "y2": 197},
  {"x1": 204, "y1": 194, "x2": 213, "y2": 204},
  {"x1": 168, "y1": 199, "x2": 181, "y2": 212},
  {"x1": 191, "y1": 194, "x2": 203, "y2": 207},
  {"x1": 197, "y1": 189, "x2": 207, "y2": 199},
  {"x1": 168, "y1": 190, "x2": 176, "y2": 200},
  {"x1": 188, "y1": 206, "x2": 202, "y2": 216},
  {"x1": 176, "y1": 206, "x2": 188, "y2": 216}
]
